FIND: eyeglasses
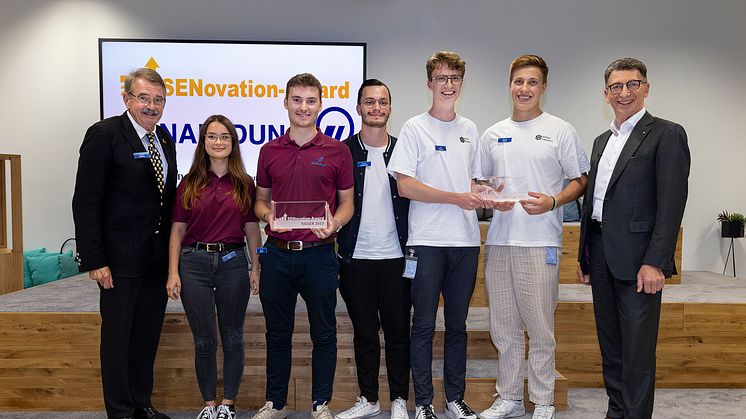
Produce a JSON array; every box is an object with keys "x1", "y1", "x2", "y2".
[
  {"x1": 360, "y1": 98, "x2": 390, "y2": 107},
  {"x1": 432, "y1": 75, "x2": 463, "y2": 86},
  {"x1": 205, "y1": 134, "x2": 232, "y2": 143},
  {"x1": 606, "y1": 80, "x2": 646, "y2": 94},
  {"x1": 127, "y1": 92, "x2": 166, "y2": 106}
]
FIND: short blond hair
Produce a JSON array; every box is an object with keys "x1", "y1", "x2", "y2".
[{"x1": 426, "y1": 51, "x2": 466, "y2": 80}]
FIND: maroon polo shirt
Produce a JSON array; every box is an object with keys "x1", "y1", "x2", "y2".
[
  {"x1": 256, "y1": 129, "x2": 353, "y2": 241},
  {"x1": 172, "y1": 172, "x2": 259, "y2": 246}
]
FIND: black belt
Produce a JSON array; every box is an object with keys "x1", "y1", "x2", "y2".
[
  {"x1": 191, "y1": 242, "x2": 245, "y2": 252},
  {"x1": 590, "y1": 219, "x2": 603, "y2": 232},
  {"x1": 266, "y1": 236, "x2": 334, "y2": 251}
]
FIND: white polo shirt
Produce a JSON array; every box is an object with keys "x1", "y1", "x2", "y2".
[{"x1": 387, "y1": 112, "x2": 481, "y2": 247}]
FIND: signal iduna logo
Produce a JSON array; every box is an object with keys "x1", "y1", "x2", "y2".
[{"x1": 317, "y1": 107, "x2": 355, "y2": 141}]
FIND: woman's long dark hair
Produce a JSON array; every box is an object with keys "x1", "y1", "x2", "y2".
[{"x1": 180, "y1": 115, "x2": 252, "y2": 213}]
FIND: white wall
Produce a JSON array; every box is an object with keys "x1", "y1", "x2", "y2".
[{"x1": 1, "y1": 0, "x2": 745, "y2": 273}]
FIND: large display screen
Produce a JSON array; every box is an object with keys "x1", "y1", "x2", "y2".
[{"x1": 99, "y1": 39, "x2": 366, "y2": 177}]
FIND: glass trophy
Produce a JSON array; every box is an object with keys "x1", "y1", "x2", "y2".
[
  {"x1": 478, "y1": 176, "x2": 530, "y2": 202},
  {"x1": 272, "y1": 201, "x2": 328, "y2": 229}
]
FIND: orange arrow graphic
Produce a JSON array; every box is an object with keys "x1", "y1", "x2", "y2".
[{"x1": 145, "y1": 57, "x2": 159, "y2": 70}]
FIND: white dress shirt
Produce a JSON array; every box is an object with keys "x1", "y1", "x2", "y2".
[
  {"x1": 127, "y1": 111, "x2": 169, "y2": 179},
  {"x1": 591, "y1": 108, "x2": 646, "y2": 221}
]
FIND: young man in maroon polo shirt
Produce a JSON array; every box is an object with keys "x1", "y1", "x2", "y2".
[{"x1": 252, "y1": 73, "x2": 354, "y2": 419}]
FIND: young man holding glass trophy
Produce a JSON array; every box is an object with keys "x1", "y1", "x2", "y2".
[
  {"x1": 477, "y1": 55, "x2": 588, "y2": 419},
  {"x1": 252, "y1": 73, "x2": 354, "y2": 419}
]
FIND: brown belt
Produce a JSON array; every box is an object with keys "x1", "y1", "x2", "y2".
[{"x1": 266, "y1": 236, "x2": 334, "y2": 251}]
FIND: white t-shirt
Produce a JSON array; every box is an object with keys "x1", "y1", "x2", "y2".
[
  {"x1": 479, "y1": 112, "x2": 590, "y2": 247},
  {"x1": 387, "y1": 112, "x2": 481, "y2": 247},
  {"x1": 353, "y1": 144, "x2": 403, "y2": 259}
]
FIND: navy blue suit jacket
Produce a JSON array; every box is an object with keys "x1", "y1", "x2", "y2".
[{"x1": 72, "y1": 112, "x2": 177, "y2": 277}]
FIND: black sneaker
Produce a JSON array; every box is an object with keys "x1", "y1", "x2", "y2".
[
  {"x1": 445, "y1": 399, "x2": 477, "y2": 419},
  {"x1": 416, "y1": 404, "x2": 438, "y2": 419},
  {"x1": 216, "y1": 404, "x2": 236, "y2": 419}
]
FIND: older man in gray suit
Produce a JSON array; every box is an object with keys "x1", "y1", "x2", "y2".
[{"x1": 577, "y1": 57, "x2": 690, "y2": 419}]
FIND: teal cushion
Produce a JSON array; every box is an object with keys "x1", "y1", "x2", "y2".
[
  {"x1": 23, "y1": 248, "x2": 46, "y2": 288},
  {"x1": 27, "y1": 252, "x2": 61, "y2": 287},
  {"x1": 58, "y1": 250, "x2": 79, "y2": 279}
]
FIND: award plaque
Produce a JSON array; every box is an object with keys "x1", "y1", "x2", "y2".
[
  {"x1": 272, "y1": 201, "x2": 327, "y2": 229},
  {"x1": 478, "y1": 176, "x2": 530, "y2": 202}
]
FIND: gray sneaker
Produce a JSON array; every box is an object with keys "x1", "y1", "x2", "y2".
[
  {"x1": 313, "y1": 403, "x2": 334, "y2": 419},
  {"x1": 252, "y1": 401, "x2": 288, "y2": 419},
  {"x1": 445, "y1": 399, "x2": 477, "y2": 419}
]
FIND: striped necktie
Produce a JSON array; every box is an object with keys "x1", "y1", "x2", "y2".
[{"x1": 146, "y1": 132, "x2": 164, "y2": 196}]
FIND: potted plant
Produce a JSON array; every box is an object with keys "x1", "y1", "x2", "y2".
[{"x1": 717, "y1": 210, "x2": 745, "y2": 238}]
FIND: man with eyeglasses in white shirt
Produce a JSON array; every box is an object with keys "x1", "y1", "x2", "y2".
[
  {"x1": 388, "y1": 51, "x2": 483, "y2": 419},
  {"x1": 577, "y1": 57, "x2": 690, "y2": 419},
  {"x1": 335, "y1": 79, "x2": 411, "y2": 419}
]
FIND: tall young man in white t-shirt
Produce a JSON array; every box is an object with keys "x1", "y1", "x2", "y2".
[
  {"x1": 387, "y1": 51, "x2": 483, "y2": 419},
  {"x1": 478, "y1": 55, "x2": 589, "y2": 419},
  {"x1": 336, "y1": 79, "x2": 411, "y2": 419}
]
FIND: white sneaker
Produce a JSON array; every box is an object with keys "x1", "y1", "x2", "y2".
[
  {"x1": 415, "y1": 404, "x2": 438, "y2": 419},
  {"x1": 335, "y1": 396, "x2": 382, "y2": 419},
  {"x1": 532, "y1": 405, "x2": 555, "y2": 419},
  {"x1": 479, "y1": 396, "x2": 525, "y2": 419},
  {"x1": 313, "y1": 403, "x2": 334, "y2": 419},
  {"x1": 391, "y1": 397, "x2": 409, "y2": 419},
  {"x1": 444, "y1": 399, "x2": 477, "y2": 419},
  {"x1": 196, "y1": 405, "x2": 216, "y2": 419},
  {"x1": 252, "y1": 401, "x2": 289, "y2": 419}
]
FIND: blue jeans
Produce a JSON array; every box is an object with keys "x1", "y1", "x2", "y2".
[
  {"x1": 179, "y1": 246, "x2": 251, "y2": 401},
  {"x1": 259, "y1": 241, "x2": 339, "y2": 408},
  {"x1": 408, "y1": 246, "x2": 479, "y2": 406}
]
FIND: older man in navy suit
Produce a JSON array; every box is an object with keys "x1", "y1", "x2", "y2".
[
  {"x1": 73, "y1": 68, "x2": 176, "y2": 419},
  {"x1": 578, "y1": 58, "x2": 690, "y2": 419}
]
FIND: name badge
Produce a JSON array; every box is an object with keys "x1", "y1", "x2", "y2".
[
  {"x1": 435, "y1": 145, "x2": 447, "y2": 151},
  {"x1": 356, "y1": 161, "x2": 372, "y2": 168},
  {"x1": 256, "y1": 247, "x2": 268, "y2": 254},
  {"x1": 133, "y1": 152, "x2": 150, "y2": 159},
  {"x1": 545, "y1": 247, "x2": 558, "y2": 265},
  {"x1": 402, "y1": 248, "x2": 418, "y2": 279},
  {"x1": 497, "y1": 137, "x2": 512, "y2": 143},
  {"x1": 221, "y1": 251, "x2": 237, "y2": 262}
]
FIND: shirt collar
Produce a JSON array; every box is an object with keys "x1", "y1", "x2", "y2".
[
  {"x1": 610, "y1": 107, "x2": 646, "y2": 136},
  {"x1": 280, "y1": 128, "x2": 325, "y2": 146},
  {"x1": 127, "y1": 111, "x2": 152, "y2": 139}
]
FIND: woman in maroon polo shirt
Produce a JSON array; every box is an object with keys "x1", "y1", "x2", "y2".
[{"x1": 166, "y1": 114, "x2": 261, "y2": 419}]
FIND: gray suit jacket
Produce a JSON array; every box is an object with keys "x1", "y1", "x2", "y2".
[{"x1": 578, "y1": 111, "x2": 690, "y2": 280}]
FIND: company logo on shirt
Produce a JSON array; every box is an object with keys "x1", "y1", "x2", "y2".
[
  {"x1": 535, "y1": 134, "x2": 552, "y2": 142},
  {"x1": 459, "y1": 136, "x2": 471, "y2": 143},
  {"x1": 311, "y1": 156, "x2": 327, "y2": 167}
]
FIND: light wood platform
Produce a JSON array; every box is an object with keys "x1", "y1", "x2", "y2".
[
  {"x1": 0, "y1": 270, "x2": 742, "y2": 412},
  {"x1": 0, "y1": 310, "x2": 567, "y2": 411}
]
